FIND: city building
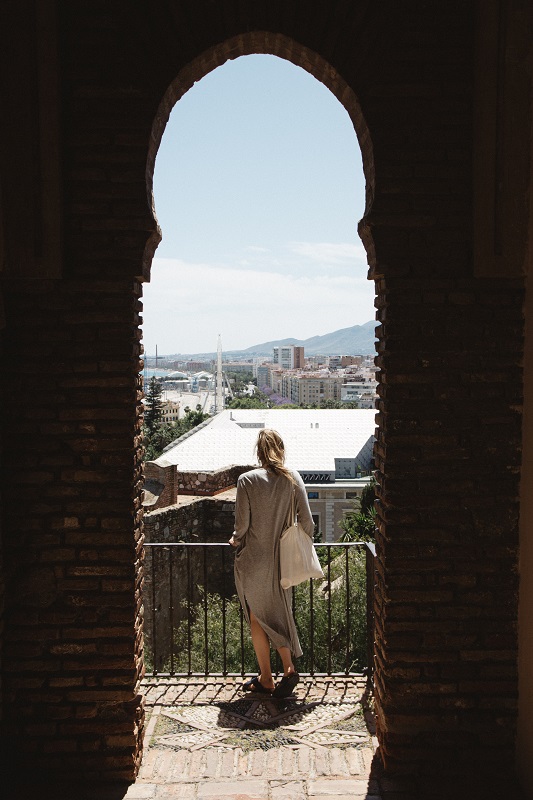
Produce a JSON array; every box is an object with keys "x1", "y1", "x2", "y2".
[
  {"x1": 273, "y1": 344, "x2": 304, "y2": 370},
  {"x1": 144, "y1": 408, "x2": 375, "y2": 542},
  {"x1": 282, "y1": 373, "x2": 344, "y2": 405},
  {"x1": 254, "y1": 364, "x2": 270, "y2": 388},
  {"x1": 161, "y1": 399, "x2": 181, "y2": 423},
  {"x1": 341, "y1": 355, "x2": 364, "y2": 368},
  {"x1": 341, "y1": 379, "x2": 378, "y2": 408},
  {"x1": 222, "y1": 361, "x2": 254, "y2": 373}
]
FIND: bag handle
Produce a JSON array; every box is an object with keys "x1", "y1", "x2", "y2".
[{"x1": 288, "y1": 487, "x2": 296, "y2": 527}]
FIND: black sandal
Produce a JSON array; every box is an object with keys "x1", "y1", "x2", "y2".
[
  {"x1": 242, "y1": 676, "x2": 273, "y2": 694},
  {"x1": 272, "y1": 672, "x2": 299, "y2": 698}
]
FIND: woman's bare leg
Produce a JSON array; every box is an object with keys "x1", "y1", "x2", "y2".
[
  {"x1": 276, "y1": 646, "x2": 296, "y2": 677},
  {"x1": 249, "y1": 610, "x2": 275, "y2": 689}
]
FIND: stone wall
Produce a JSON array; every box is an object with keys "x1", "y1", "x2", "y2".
[
  {"x1": 143, "y1": 498, "x2": 236, "y2": 673},
  {"x1": 177, "y1": 464, "x2": 253, "y2": 496},
  {"x1": 143, "y1": 462, "x2": 254, "y2": 511}
]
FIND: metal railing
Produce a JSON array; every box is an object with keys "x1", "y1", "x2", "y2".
[{"x1": 143, "y1": 541, "x2": 376, "y2": 682}]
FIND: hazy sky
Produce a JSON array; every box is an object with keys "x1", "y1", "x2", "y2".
[{"x1": 142, "y1": 55, "x2": 375, "y2": 355}]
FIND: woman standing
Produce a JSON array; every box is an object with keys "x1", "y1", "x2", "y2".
[{"x1": 229, "y1": 428, "x2": 315, "y2": 697}]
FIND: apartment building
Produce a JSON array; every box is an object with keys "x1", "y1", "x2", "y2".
[
  {"x1": 161, "y1": 399, "x2": 181, "y2": 423},
  {"x1": 254, "y1": 364, "x2": 270, "y2": 388},
  {"x1": 273, "y1": 344, "x2": 304, "y2": 370},
  {"x1": 341, "y1": 379, "x2": 378, "y2": 408},
  {"x1": 282, "y1": 373, "x2": 344, "y2": 405}
]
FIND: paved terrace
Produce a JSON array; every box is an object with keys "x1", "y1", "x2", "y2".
[
  {"x1": 7, "y1": 676, "x2": 524, "y2": 799},
  {"x1": 129, "y1": 675, "x2": 380, "y2": 800},
  {"x1": 121, "y1": 677, "x2": 524, "y2": 800}
]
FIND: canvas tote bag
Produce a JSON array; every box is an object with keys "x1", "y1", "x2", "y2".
[{"x1": 280, "y1": 489, "x2": 324, "y2": 589}]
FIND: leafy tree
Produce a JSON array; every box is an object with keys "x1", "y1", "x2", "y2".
[
  {"x1": 228, "y1": 389, "x2": 271, "y2": 409},
  {"x1": 359, "y1": 480, "x2": 376, "y2": 516},
  {"x1": 144, "y1": 377, "x2": 164, "y2": 434},
  {"x1": 224, "y1": 370, "x2": 254, "y2": 393},
  {"x1": 143, "y1": 422, "x2": 175, "y2": 461},
  {"x1": 181, "y1": 404, "x2": 208, "y2": 429},
  {"x1": 339, "y1": 480, "x2": 377, "y2": 543},
  {"x1": 143, "y1": 403, "x2": 209, "y2": 461},
  {"x1": 228, "y1": 397, "x2": 268, "y2": 409}
]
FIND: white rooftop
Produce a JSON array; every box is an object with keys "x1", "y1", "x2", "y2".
[{"x1": 154, "y1": 408, "x2": 376, "y2": 474}]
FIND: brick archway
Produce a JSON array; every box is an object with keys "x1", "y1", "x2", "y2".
[
  {"x1": 1, "y1": 2, "x2": 528, "y2": 792},
  {"x1": 140, "y1": 26, "x2": 379, "y2": 751}
]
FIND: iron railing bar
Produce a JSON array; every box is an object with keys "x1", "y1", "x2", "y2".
[
  {"x1": 143, "y1": 542, "x2": 366, "y2": 548},
  {"x1": 187, "y1": 547, "x2": 192, "y2": 676},
  {"x1": 203, "y1": 545, "x2": 209, "y2": 676},
  {"x1": 309, "y1": 575, "x2": 315, "y2": 676},
  {"x1": 222, "y1": 545, "x2": 227, "y2": 676},
  {"x1": 151, "y1": 545, "x2": 157, "y2": 677},
  {"x1": 345, "y1": 546, "x2": 350, "y2": 676},
  {"x1": 239, "y1": 603, "x2": 245, "y2": 676},
  {"x1": 169, "y1": 547, "x2": 174, "y2": 676},
  {"x1": 148, "y1": 671, "x2": 367, "y2": 679},
  {"x1": 327, "y1": 546, "x2": 332, "y2": 675},
  {"x1": 144, "y1": 539, "x2": 374, "y2": 679},
  {"x1": 365, "y1": 540, "x2": 376, "y2": 686}
]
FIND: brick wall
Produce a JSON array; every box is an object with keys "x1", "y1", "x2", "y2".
[
  {"x1": 143, "y1": 461, "x2": 177, "y2": 509},
  {"x1": 0, "y1": 0, "x2": 530, "y2": 791},
  {"x1": 1, "y1": 278, "x2": 145, "y2": 783}
]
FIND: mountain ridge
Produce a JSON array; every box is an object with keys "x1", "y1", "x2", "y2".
[
  {"x1": 155, "y1": 320, "x2": 377, "y2": 360},
  {"x1": 242, "y1": 320, "x2": 376, "y2": 356}
]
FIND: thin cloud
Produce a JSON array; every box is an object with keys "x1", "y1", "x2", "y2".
[
  {"x1": 289, "y1": 241, "x2": 367, "y2": 265},
  {"x1": 142, "y1": 257, "x2": 375, "y2": 353}
]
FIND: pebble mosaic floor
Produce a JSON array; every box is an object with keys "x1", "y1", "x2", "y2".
[
  {"x1": 142, "y1": 676, "x2": 376, "y2": 762},
  {"x1": 152, "y1": 695, "x2": 371, "y2": 753}
]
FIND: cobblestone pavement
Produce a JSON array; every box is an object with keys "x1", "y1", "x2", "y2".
[
  {"x1": 119, "y1": 678, "x2": 526, "y2": 800},
  {"x1": 126, "y1": 676, "x2": 382, "y2": 799}
]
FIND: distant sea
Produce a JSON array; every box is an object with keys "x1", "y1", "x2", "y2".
[{"x1": 142, "y1": 368, "x2": 172, "y2": 379}]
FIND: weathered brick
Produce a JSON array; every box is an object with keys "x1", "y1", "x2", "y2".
[{"x1": 1, "y1": 1, "x2": 528, "y2": 790}]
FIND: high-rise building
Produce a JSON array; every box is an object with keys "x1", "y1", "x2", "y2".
[{"x1": 273, "y1": 345, "x2": 304, "y2": 370}]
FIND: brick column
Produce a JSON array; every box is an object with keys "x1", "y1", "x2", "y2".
[{"x1": 1, "y1": 277, "x2": 145, "y2": 783}]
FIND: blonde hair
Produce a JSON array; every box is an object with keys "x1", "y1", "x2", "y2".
[{"x1": 256, "y1": 429, "x2": 296, "y2": 484}]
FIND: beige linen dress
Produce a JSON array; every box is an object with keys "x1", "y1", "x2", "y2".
[{"x1": 233, "y1": 467, "x2": 315, "y2": 658}]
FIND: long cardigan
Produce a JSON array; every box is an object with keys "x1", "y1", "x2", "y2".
[{"x1": 233, "y1": 467, "x2": 315, "y2": 657}]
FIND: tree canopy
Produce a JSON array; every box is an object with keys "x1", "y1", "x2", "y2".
[
  {"x1": 339, "y1": 480, "x2": 377, "y2": 543},
  {"x1": 143, "y1": 403, "x2": 209, "y2": 461},
  {"x1": 144, "y1": 377, "x2": 163, "y2": 434}
]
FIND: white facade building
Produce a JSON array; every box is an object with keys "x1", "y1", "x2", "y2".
[
  {"x1": 273, "y1": 345, "x2": 304, "y2": 370},
  {"x1": 153, "y1": 408, "x2": 376, "y2": 541}
]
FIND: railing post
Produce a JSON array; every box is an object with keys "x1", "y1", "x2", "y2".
[
  {"x1": 203, "y1": 545, "x2": 209, "y2": 676},
  {"x1": 345, "y1": 545, "x2": 351, "y2": 676},
  {"x1": 365, "y1": 542, "x2": 376, "y2": 686},
  {"x1": 327, "y1": 546, "x2": 332, "y2": 676},
  {"x1": 151, "y1": 545, "x2": 157, "y2": 676},
  {"x1": 168, "y1": 547, "x2": 174, "y2": 676},
  {"x1": 187, "y1": 546, "x2": 192, "y2": 676},
  {"x1": 222, "y1": 545, "x2": 227, "y2": 677}
]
